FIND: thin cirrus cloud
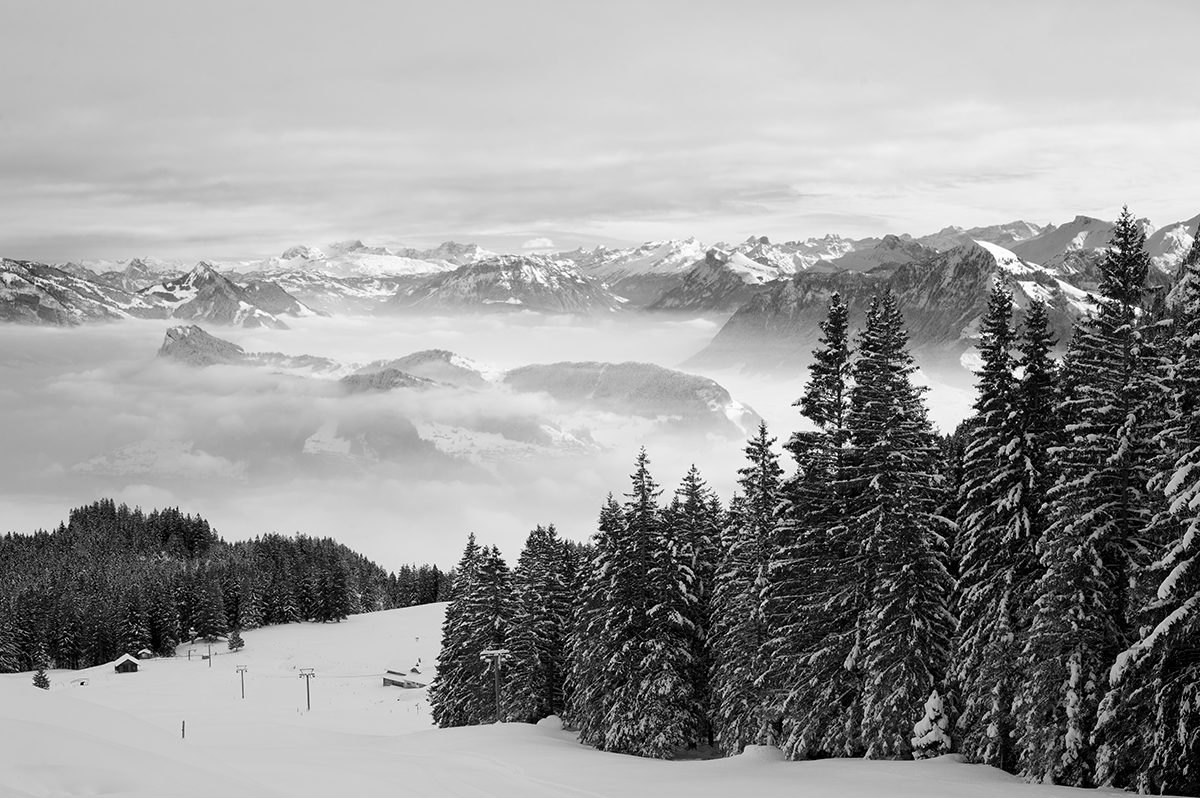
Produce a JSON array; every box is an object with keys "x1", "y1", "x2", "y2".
[{"x1": 1, "y1": 0, "x2": 1198, "y2": 262}]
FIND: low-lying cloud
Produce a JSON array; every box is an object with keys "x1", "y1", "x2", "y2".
[{"x1": 0, "y1": 316, "x2": 783, "y2": 568}]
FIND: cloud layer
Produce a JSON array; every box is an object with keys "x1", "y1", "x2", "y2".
[
  {"x1": 2, "y1": 1, "x2": 1198, "y2": 261},
  {"x1": 0, "y1": 317, "x2": 749, "y2": 567}
]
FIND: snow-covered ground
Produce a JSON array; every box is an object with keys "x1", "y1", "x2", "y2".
[{"x1": 0, "y1": 603, "x2": 1133, "y2": 798}]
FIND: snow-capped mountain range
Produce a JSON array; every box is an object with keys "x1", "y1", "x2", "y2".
[{"x1": 5, "y1": 210, "x2": 1198, "y2": 372}]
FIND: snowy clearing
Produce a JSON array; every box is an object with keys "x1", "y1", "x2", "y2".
[{"x1": 0, "y1": 603, "x2": 1134, "y2": 797}]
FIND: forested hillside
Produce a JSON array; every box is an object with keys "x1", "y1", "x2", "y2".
[
  {"x1": 0, "y1": 499, "x2": 449, "y2": 672},
  {"x1": 430, "y1": 209, "x2": 1200, "y2": 795}
]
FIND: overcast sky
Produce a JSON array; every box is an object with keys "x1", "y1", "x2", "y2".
[{"x1": 3, "y1": 0, "x2": 1198, "y2": 262}]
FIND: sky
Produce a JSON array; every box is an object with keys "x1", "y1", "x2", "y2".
[{"x1": 2, "y1": 0, "x2": 1198, "y2": 262}]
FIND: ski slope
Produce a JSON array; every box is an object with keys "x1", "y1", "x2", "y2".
[{"x1": 0, "y1": 602, "x2": 1143, "y2": 797}]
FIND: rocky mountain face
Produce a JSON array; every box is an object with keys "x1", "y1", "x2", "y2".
[
  {"x1": 916, "y1": 220, "x2": 1046, "y2": 252},
  {"x1": 565, "y1": 238, "x2": 709, "y2": 306},
  {"x1": 815, "y1": 235, "x2": 936, "y2": 273},
  {"x1": 688, "y1": 240, "x2": 1085, "y2": 372},
  {"x1": 240, "y1": 280, "x2": 323, "y2": 317},
  {"x1": 0, "y1": 257, "x2": 307, "y2": 329},
  {"x1": 648, "y1": 248, "x2": 786, "y2": 314},
  {"x1": 91, "y1": 257, "x2": 185, "y2": 291},
  {"x1": 339, "y1": 368, "x2": 439, "y2": 392},
  {"x1": 391, "y1": 255, "x2": 625, "y2": 314},
  {"x1": 1, "y1": 259, "x2": 165, "y2": 324},
  {"x1": 139, "y1": 264, "x2": 290, "y2": 329},
  {"x1": 157, "y1": 324, "x2": 347, "y2": 373},
  {"x1": 502, "y1": 360, "x2": 760, "y2": 436},
  {"x1": 157, "y1": 324, "x2": 249, "y2": 366},
  {"x1": 358, "y1": 350, "x2": 497, "y2": 389}
]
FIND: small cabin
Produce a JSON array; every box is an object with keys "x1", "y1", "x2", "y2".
[
  {"x1": 382, "y1": 659, "x2": 425, "y2": 689},
  {"x1": 137, "y1": 648, "x2": 154, "y2": 660},
  {"x1": 114, "y1": 654, "x2": 140, "y2": 674}
]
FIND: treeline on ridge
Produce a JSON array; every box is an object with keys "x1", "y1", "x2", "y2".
[
  {"x1": 430, "y1": 208, "x2": 1200, "y2": 796},
  {"x1": 0, "y1": 499, "x2": 450, "y2": 672}
]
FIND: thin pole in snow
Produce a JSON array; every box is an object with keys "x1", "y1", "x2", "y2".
[
  {"x1": 478, "y1": 649, "x2": 510, "y2": 724},
  {"x1": 181, "y1": 720, "x2": 185, "y2": 739},
  {"x1": 237, "y1": 665, "x2": 247, "y2": 699},
  {"x1": 299, "y1": 668, "x2": 315, "y2": 710},
  {"x1": 207, "y1": 643, "x2": 212, "y2": 668}
]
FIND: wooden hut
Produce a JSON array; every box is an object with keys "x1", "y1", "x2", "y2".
[
  {"x1": 113, "y1": 654, "x2": 140, "y2": 674},
  {"x1": 382, "y1": 659, "x2": 425, "y2": 688}
]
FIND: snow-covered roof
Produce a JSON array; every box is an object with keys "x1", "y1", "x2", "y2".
[{"x1": 113, "y1": 654, "x2": 139, "y2": 667}]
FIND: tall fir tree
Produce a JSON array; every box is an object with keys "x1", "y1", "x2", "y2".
[
  {"x1": 768, "y1": 291, "x2": 861, "y2": 759},
  {"x1": 506, "y1": 524, "x2": 573, "y2": 723},
  {"x1": 1095, "y1": 226, "x2": 1200, "y2": 795},
  {"x1": 951, "y1": 285, "x2": 1059, "y2": 772},
  {"x1": 662, "y1": 466, "x2": 723, "y2": 747},
  {"x1": 710, "y1": 423, "x2": 783, "y2": 753},
  {"x1": 429, "y1": 534, "x2": 484, "y2": 727},
  {"x1": 1017, "y1": 207, "x2": 1164, "y2": 786},
  {"x1": 430, "y1": 541, "x2": 513, "y2": 726},
  {"x1": 565, "y1": 494, "x2": 623, "y2": 745},
  {"x1": 847, "y1": 291, "x2": 955, "y2": 760}
]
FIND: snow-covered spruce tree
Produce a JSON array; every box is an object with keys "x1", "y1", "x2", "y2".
[
  {"x1": 799, "y1": 291, "x2": 853, "y2": 452},
  {"x1": 911, "y1": 689, "x2": 952, "y2": 759},
  {"x1": 430, "y1": 542, "x2": 513, "y2": 726},
  {"x1": 191, "y1": 568, "x2": 228, "y2": 642},
  {"x1": 849, "y1": 291, "x2": 955, "y2": 760},
  {"x1": 32, "y1": 644, "x2": 50, "y2": 689},
  {"x1": 596, "y1": 452, "x2": 660, "y2": 754},
  {"x1": 636, "y1": 484, "x2": 702, "y2": 758},
  {"x1": 595, "y1": 449, "x2": 701, "y2": 757},
  {"x1": 227, "y1": 627, "x2": 245, "y2": 652},
  {"x1": 1095, "y1": 228, "x2": 1200, "y2": 795},
  {"x1": 506, "y1": 524, "x2": 573, "y2": 723},
  {"x1": 565, "y1": 494, "x2": 622, "y2": 746},
  {"x1": 661, "y1": 466, "x2": 723, "y2": 748},
  {"x1": 950, "y1": 282, "x2": 1015, "y2": 767},
  {"x1": 710, "y1": 423, "x2": 783, "y2": 754},
  {"x1": 429, "y1": 534, "x2": 483, "y2": 727},
  {"x1": 952, "y1": 287, "x2": 1059, "y2": 772},
  {"x1": 1017, "y1": 207, "x2": 1165, "y2": 787},
  {"x1": 767, "y1": 291, "x2": 862, "y2": 759}
]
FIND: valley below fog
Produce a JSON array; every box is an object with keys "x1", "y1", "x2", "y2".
[{"x1": 0, "y1": 313, "x2": 975, "y2": 566}]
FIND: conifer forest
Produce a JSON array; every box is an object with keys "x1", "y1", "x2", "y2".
[
  {"x1": 429, "y1": 209, "x2": 1200, "y2": 795},
  {"x1": 0, "y1": 500, "x2": 450, "y2": 672}
]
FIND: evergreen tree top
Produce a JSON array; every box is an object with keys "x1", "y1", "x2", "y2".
[{"x1": 1098, "y1": 205, "x2": 1150, "y2": 310}]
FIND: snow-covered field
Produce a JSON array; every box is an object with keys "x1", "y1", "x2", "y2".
[{"x1": 0, "y1": 603, "x2": 1131, "y2": 798}]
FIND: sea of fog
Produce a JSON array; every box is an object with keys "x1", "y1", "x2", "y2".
[{"x1": 0, "y1": 315, "x2": 975, "y2": 569}]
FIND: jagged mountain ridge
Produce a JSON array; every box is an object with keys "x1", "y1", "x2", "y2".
[
  {"x1": 687, "y1": 240, "x2": 1093, "y2": 372},
  {"x1": 1, "y1": 259, "x2": 166, "y2": 324},
  {"x1": 648, "y1": 248, "x2": 787, "y2": 314},
  {"x1": 0, "y1": 259, "x2": 308, "y2": 328},
  {"x1": 139, "y1": 264, "x2": 291, "y2": 329},
  {"x1": 5, "y1": 210, "x2": 1197, "y2": 328},
  {"x1": 390, "y1": 255, "x2": 626, "y2": 314}
]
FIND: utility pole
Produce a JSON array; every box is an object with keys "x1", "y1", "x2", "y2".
[
  {"x1": 236, "y1": 665, "x2": 247, "y2": 699},
  {"x1": 478, "y1": 649, "x2": 510, "y2": 724},
  {"x1": 299, "y1": 668, "x2": 315, "y2": 711}
]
